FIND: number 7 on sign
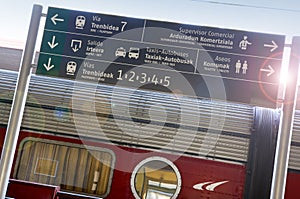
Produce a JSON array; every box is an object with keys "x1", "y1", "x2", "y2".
[{"x1": 121, "y1": 21, "x2": 127, "y2": 32}]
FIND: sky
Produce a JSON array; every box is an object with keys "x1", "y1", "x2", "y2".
[{"x1": 1, "y1": 0, "x2": 300, "y2": 49}]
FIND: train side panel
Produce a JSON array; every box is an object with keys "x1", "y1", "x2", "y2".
[
  {"x1": 285, "y1": 171, "x2": 300, "y2": 198},
  {"x1": 4, "y1": 130, "x2": 246, "y2": 199}
]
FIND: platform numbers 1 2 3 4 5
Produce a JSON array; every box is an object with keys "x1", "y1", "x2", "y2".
[{"x1": 116, "y1": 70, "x2": 171, "y2": 87}]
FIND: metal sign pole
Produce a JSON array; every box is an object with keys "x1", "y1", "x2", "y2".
[
  {"x1": 0, "y1": 4, "x2": 42, "y2": 198},
  {"x1": 271, "y1": 36, "x2": 300, "y2": 199}
]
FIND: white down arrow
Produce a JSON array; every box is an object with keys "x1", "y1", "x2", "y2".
[
  {"x1": 43, "y1": 58, "x2": 55, "y2": 71},
  {"x1": 48, "y1": 36, "x2": 59, "y2": 49}
]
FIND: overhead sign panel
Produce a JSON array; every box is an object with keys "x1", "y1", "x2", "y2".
[
  {"x1": 37, "y1": 7, "x2": 286, "y2": 108},
  {"x1": 45, "y1": 7, "x2": 145, "y2": 40},
  {"x1": 143, "y1": 20, "x2": 283, "y2": 57}
]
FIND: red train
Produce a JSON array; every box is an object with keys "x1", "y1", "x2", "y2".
[
  {"x1": 0, "y1": 69, "x2": 299, "y2": 199},
  {"x1": 2, "y1": 129, "x2": 245, "y2": 199}
]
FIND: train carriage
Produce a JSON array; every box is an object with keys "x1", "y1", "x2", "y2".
[{"x1": 0, "y1": 67, "x2": 292, "y2": 198}]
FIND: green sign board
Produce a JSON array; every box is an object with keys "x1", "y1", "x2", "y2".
[{"x1": 37, "y1": 7, "x2": 286, "y2": 108}]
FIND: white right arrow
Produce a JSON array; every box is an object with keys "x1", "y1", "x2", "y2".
[
  {"x1": 264, "y1": 40, "x2": 278, "y2": 52},
  {"x1": 51, "y1": 14, "x2": 65, "y2": 25},
  {"x1": 47, "y1": 36, "x2": 59, "y2": 49},
  {"x1": 43, "y1": 58, "x2": 55, "y2": 71},
  {"x1": 260, "y1": 65, "x2": 275, "y2": 77}
]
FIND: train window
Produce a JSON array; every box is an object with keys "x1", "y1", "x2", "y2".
[
  {"x1": 13, "y1": 138, "x2": 115, "y2": 198},
  {"x1": 131, "y1": 157, "x2": 181, "y2": 199}
]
